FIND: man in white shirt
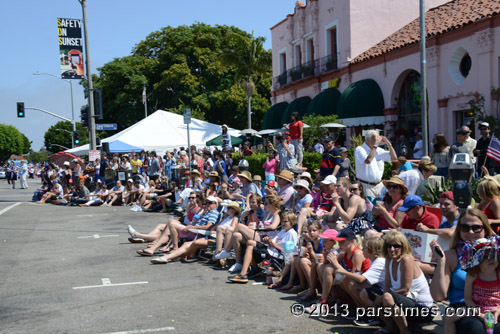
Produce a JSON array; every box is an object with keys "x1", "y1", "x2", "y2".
[
  {"x1": 461, "y1": 125, "x2": 477, "y2": 164},
  {"x1": 412, "y1": 132, "x2": 423, "y2": 159},
  {"x1": 354, "y1": 130, "x2": 397, "y2": 199},
  {"x1": 313, "y1": 139, "x2": 324, "y2": 154}
]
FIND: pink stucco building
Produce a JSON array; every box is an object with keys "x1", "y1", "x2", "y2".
[{"x1": 266, "y1": 0, "x2": 500, "y2": 147}]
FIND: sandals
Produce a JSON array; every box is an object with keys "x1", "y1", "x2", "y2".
[
  {"x1": 268, "y1": 283, "x2": 283, "y2": 290},
  {"x1": 128, "y1": 237, "x2": 145, "y2": 243},
  {"x1": 136, "y1": 249, "x2": 154, "y2": 256}
]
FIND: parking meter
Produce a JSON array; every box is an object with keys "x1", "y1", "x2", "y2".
[{"x1": 449, "y1": 153, "x2": 475, "y2": 208}]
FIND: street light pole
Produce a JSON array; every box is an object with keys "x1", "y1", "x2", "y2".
[
  {"x1": 33, "y1": 72, "x2": 76, "y2": 148},
  {"x1": 420, "y1": 0, "x2": 429, "y2": 156}
]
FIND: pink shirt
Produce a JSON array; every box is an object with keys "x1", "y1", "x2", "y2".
[{"x1": 262, "y1": 158, "x2": 277, "y2": 174}]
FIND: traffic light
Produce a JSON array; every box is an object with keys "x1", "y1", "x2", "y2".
[
  {"x1": 93, "y1": 89, "x2": 103, "y2": 119},
  {"x1": 47, "y1": 143, "x2": 52, "y2": 150},
  {"x1": 73, "y1": 131, "x2": 81, "y2": 145},
  {"x1": 17, "y1": 102, "x2": 25, "y2": 118},
  {"x1": 81, "y1": 106, "x2": 89, "y2": 127}
]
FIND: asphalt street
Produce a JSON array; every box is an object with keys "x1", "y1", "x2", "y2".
[{"x1": 0, "y1": 178, "x2": 440, "y2": 334}]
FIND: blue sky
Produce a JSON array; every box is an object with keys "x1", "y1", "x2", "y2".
[{"x1": 1, "y1": 0, "x2": 294, "y2": 151}]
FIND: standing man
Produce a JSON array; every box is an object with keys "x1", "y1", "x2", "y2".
[
  {"x1": 319, "y1": 137, "x2": 341, "y2": 179},
  {"x1": 221, "y1": 124, "x2": 232, "y2": 153},
  {"x1": 149, "y1": 151, "x2": 160, "y2": 182},
  {"x1": 461, "y1": 125, "x2": 477, "y2": 164},
  {"x1": 19, "y1": 160, "x2": 28, "y2": 189},
  {"x1": 354, "y1": 130, "x2": 397, "y2": 198},
  {"x1": 474, "y1": 121, "x2": 495, "y2": 175},
  {"x1": 412, "y1": 132, "x2": 423, "y2": 159},
  {"x1": 287, "y1": 112, "x2": 304, "y2": 166}
]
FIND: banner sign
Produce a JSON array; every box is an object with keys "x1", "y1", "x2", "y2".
[
  {"x1": 401, "y1": 229, "x2": 449, "y2": 264},
  {"x1": 58, "y1": 18, "x2": 84, "y2": 79},
  {"x1": 89, "y1": 150, "x2": 100, "y2": 162}
]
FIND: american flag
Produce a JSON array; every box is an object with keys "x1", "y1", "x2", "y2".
[
  {"x1": 142, "y1": 86, "x2": 146, "y2": 104},
  {"x1": 487, "y1": 134, "x2": 500, "y2": 163}
]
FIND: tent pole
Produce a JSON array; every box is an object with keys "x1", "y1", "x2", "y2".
[{"x1": 187, "y1": 124, "x2": 191, "y2": 173}]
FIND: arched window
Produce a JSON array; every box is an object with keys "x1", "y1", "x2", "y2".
[{"x1": 398, "y1": 70, "x2": 422, "y2": 135}]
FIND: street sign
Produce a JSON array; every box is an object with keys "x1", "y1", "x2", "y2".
[
  {"x1": 95, "y1": 123, "x2": 117, "y2": 131},
  {"x1": 183, "y1": 108, "x2": 191, "y2": 125},
  {"x1": 89, "y1": 150, "x2": 100, "y2": 162}
]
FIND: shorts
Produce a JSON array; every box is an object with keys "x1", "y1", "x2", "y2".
[
  {"x1": 365, "y1": 286, "x2": 384, "y2": 302},
  {"x1": 387, "y1": 290, "x2": 433, "y2": 322}
]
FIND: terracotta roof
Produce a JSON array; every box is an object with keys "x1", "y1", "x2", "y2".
[{"x1": 353, "y1": 0, "x2": 500, "y2": 63}]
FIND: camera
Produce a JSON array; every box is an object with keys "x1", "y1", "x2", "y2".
[{"x1": 449, "y1": 153, "x2": 474, "y2": 208}]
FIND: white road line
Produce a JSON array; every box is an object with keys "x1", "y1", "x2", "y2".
[
  {"x1": 77, "y1": 234, "x2": 119, "y2": 239},
  {"x1": 99, "y1": 327, "x2": 175, "y2": 334},
  {"x1": 252, "y1": 282, "x2": 265, "y2": 285},
  {"x1": 0, "y1": 202, "x2": 22, "y2": 216},
  {"x1": 73, "y1": 278, "x2": 148, "y2": 290}
]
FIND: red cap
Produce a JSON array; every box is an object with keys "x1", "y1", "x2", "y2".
[{"x1": 440, "y1": 191, "x2": 454, "y2": 201}]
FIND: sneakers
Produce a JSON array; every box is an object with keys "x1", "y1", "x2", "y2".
[
  {"x1": 127, "y1": 225, "x2": 137, "y2": 238},
  {"x1": 229, "y1": 274, "x2": 248, "y2": 283},
  {"x1": 304, "y1": 299, "x2": 327, "y2": 314},
  {"x1": 353, "y1": 316, "x2": 382, "y2": 327},
  {"x1": 150, "y1": 257, "x2": 169, "y2": 264},
  {"x1": 247, "y1": 267, "x2": 261, "y2": 279},
  {"x1": 214, "y1": 250, "x2": 232, "y2": 260},
  {"x1": 228, "y1": 262, "x2": 242, "y2": 273}
]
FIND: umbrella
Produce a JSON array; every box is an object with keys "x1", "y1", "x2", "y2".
[
  {"x1": 205, "y1": 134, "x2": 244, "y2": 146},
  {"x1": 320, "y1": 122, "x2": 346, "y2": 128},
  {"x1": 240, "y1": 128, "x2": 258, "y2": 135},
  {"x1": 257, "y1": 129, "x2": 282, "y2": 135},
  {"x1": 49, "y1": 152, "x2": 85, "y2": 168}
]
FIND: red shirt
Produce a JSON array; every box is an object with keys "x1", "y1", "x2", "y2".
[
  {"x1": 289, "y1": 120, "x2": 304, "y2": 140},
  {"x1": 401, "y1": 207, "x2": 440, "y2": 230}
]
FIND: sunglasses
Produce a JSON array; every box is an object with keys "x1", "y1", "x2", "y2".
[
  {"x1": 189, "y1": 197, "x2": 196, "y2": 199},
  {"x1": 350, "y1": 187, "x2": 359, "y2": 191},
  {"x1": 386, "y1": 244, "x2": 402, "y2": 249},
  {"x1": 460, "y1": 224, "x2": 484, "y2": 233},
  {"x1": 386, "y1": 184, "x2": 400, "y2": 190}
]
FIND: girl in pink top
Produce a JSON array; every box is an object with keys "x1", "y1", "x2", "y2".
[{"x1": 262, "y1": 150, "x2": 277, "y2": 181}]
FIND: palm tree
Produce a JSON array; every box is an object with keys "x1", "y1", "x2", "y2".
[{"x1": 221, "y1": 31, "x2": 271, "y2": 129}]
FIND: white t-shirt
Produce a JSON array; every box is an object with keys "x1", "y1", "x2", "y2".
[
  {"x1": 362, "y1": 257, "x2": 386, "y2": 289},
  {"x1": 132, "y1": 184, "x2": 145, "y2": 191},
  {"x1": 354, "y1": 143, "x2": 392, "y2": 183},
  {"x1": 413, "y1": 139, "x2": 423, "y2": 159},
  {"x1": 295, "y1": 193, "x2": 313, "y2": 213},
  {"x1": 268, "y1": 228, "x2": 299, "y2": 258},
  {"x1": 398, "y1": 169, "x2": 424, "y2": 195}
]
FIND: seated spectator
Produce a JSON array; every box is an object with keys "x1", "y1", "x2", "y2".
[
  {"x1": 330, "y1": 236, "x2": 385, "y2": 327},
  {"x1": 377, "y1": 231, "x2": 434, "y2": 334},
  {"x1": 475, "y1": 179, "x2": 500, "y2": 232},
  {"x1": 227, "y1": 165, "x2": 239, "y2": 185},
  {"x1": 69, "y1": 180, "x2": 90, "y2": 206},
  {"x1": 349, "y1": 181, "x2": 373, "y2": 212},
  {"x1": 331, "y1": 177, "x2": 373, "y2": 233},
  {"x1": 398, "y1": 195, "x2": 440, "y2": 230},
  {"x1": 263, "y1": 180, "x2": 278, "y2": 198},
  {"x1": 236, "y1": 171, "x2": 262, "y2": 198},
  {"x1": 228, "y1": 211, "x2": 298, "y2": 283},
  {"x1": 397, "y1": 156, "x2": 414, "y2": 172},
  {"x1": 214, "y1": 195, "x2": 281, "y2": 274},
  {"x1": 415, "y1": 191, "x2": 459, "y2": 239},
  {"x1": 141, "y1": 177, "x2": 168, "y2": 210},
  {"x1": 398, "y1": 160, "x2": 437, "y2": 195},
  {"x1": 121, "y1": 179, "x2": 134, "y2": 206},
  {"x1": 129, "y1": 180, "x2": 145, "y2": 205},
  {"x1": 81, "y1": 184, "x2": 108, "y2": 206},
  {"x1": 103, "y1": 180, "x2": 124, "y2": 206},
  {"x1": 36, "y1": 179, "x2": 64, "y2": 204},
  {"x1": 158, "y1": 181, "x2": 177, "y2": 212},
  {"x1": 372, "y1": 177, "x2": 408, "y2": 231},
  {"x1": 211, "y1": 201, "x2": 241, "y2": 264},
  {"x1": 276, "y1": 170, "x2": 295, "y2": 210}
]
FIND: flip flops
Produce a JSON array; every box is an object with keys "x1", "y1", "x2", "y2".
[
  {"x1": 136, "y1": 249, "x2": 154, "y2": 256},
  {"x1": 128, "y1": 237, "x2": 145, "y2": 243}
]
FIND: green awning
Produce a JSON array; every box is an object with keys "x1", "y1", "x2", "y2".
[
  {"x1": 305, "y1": 88, "x2": 341, "y2": 117},
  {"x1": 281, "y1": 96, "x2": 311, "y2": 124},
  {"x1": 206, "y1": 134, "x2": 244, "y2": 146},
  {"x1": 262, "y1": 102, "x2": 288, "y2": 130},
  {"x1": 336, "y1": 79, "x2": 385, "y2": 126}
]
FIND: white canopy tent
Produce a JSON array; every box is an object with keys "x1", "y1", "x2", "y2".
[{"x1": 65, "y1": 110, "x2": 241, "y2": 156}]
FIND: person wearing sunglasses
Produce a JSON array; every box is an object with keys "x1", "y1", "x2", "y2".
[
  {"x1": 398, "y1": 194, "x2": 440, "y2": 230},
  {"x1": 430, "y1": 208, "x2": 496, "y2": 334},
  {"x1": 372, "y1": 177, "x2": 408, "y2": 231},
  {"x1": 374, "y1": 231, "x2": 433, "y2": 334}
]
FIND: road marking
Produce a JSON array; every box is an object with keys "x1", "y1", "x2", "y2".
[
  {"x1": 77, "y1": 214, "x2": 109, "y2": 217},
  {"x1": 99, "y1": 327, "x2": 175, "y2": 334},
  {"x1": 0, "y1": 202, "x2": 22, "y2": 216},
  {"x1": 77, "y1": 234, "x2": 119, "y2": 239},
  {"x1": 252, "y1": 282, "x2": 265, "y2": 285},
  {"x1": 73, "y1": 278, "x2": 148, "y2": 290}
]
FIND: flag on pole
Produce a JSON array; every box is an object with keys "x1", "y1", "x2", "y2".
[
  {"x1": 142, "y1": 86, "x2": 146, "y2": 105},
  {"x1": 486, "y1": 134, "x2": 500, "y2": 163}
]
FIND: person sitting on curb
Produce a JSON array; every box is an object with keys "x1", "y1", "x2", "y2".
[
  {"x1": 276, "y1": 170, "x2": 295, "y2": 210},
  {"x1": 103, "y1": 180, "x2": 124, "y2": 206}
]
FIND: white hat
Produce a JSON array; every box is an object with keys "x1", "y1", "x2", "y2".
[
  {"x1": 96, "y1": 179, "x2": 102, "y2": 183},
  {"x1": 63, "y1": 161, "x2": 70, "y2": 166},
  {"x1": 72, "y1": 158, "x2": 78, "y2": 162},
  {"x1": 479, "y1": 122, "x2": 490, "y2": 128},
  {"x1": 321, "y1": 175, "x2": 337, "y2": 185},
  {"x1": 293, "y1": 179, "x2": 311, "y2": 193},
  {"x1": 206, "y1": 196, "x2": 218, "y2": 203}
]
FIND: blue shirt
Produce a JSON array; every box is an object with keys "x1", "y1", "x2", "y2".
[
  {"x1": 399, "y1": 161, "x2": 414, "y2": 172},
  {"x1": 439, "y1": 216, "x2": 458, "y2": 229},
  {"x1": 196, "y1": 210, "x2": 220, "y2": 226}
]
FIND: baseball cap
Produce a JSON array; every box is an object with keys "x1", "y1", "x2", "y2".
[
  {"x1": 479, "y1": 122, "x2": 490, "y2": 128},
  {"x1": 456, "y1": 128, "x2": 470, "y2": 135},
  {"x1": 319, "y1": 229, "x2": 338, "y2": 240},
  {"x1": 398, "y1": 194, "x2": 423, "y2": 212},
  {"x1": 324, "y1": 136, "x2": 335, "y2": 142},
  {"x1": 206, "y1": 196, "x2": 218, "y2": 203},
  {"x1": 266, "y1": 180, "x2": 277, "y2": 188},
  {"x1": 339, "y1": 147, "x2": 348, "y2": 153},
  {"x1": 321, "y1": 175, "x2": 337, "y2": 185},
  {"x1": 332, "y1": 228, "x2": 356, "y2": 241},
  {"x1": 440, "y1": 191, "x2": 454, "y2": 201}
]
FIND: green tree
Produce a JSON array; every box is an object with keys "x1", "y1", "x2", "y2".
[
  {"x1": 0, "y1": 124, "x2": 29, "y2": 162},
  {"x1": 302, "y1": 115, "x2": 343, "y2": 151},
  {"x1": 27, "y1": 150, "x2": 49, "y2": 164},
  {"x1": 220, "y1": 31, "x2": 272, "y2": 129},
  {"x1": 88, "y1": 23, "x2": 272, "y2": 131},
  {"x1": 44, "y1": 121, "x2": 89, "y2": 153}
]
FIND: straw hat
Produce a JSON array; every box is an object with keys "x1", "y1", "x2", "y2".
[
  {"x1": 382, "y1": 176, "x2": 408, "y2": 193},
  {"x1": 299, "y1": 172, "x2": 313, "y2": 186},
  {"x1": 293, "y1": 179, "x2": 311, "y2": 193},
  {"x1": 190, "y1": 169, "x2": 201, "y2": 176},
  {"x1": 221, "y1": 201, "x2": 241, "y2": 215},
  {"x1": 253, "y1": 175, "x2": 262, "y2": 182},
  {"x1": 237, "y1": 171, "x2": 252, "y2": 182},
  {"x1": 275, "y1": 170, "x2": 294, "y2": 183},
  {"x1": 208, "y1": 171, "x2": 221, "y2": 180}
]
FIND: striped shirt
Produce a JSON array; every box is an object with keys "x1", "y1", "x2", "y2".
[{"x1": 196, "y1": 210, "x2": 219, "y2": 226}]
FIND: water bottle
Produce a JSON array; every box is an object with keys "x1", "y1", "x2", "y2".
[
  {"x1": 485, "y1": 311, "x2": 495, "y2": 334},
  {"x1": 283, "y1": 241, "x2": 295, "y2": 264}
]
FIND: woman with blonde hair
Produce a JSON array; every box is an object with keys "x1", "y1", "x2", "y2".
[{"x1": 476, "y1": 179, "x2": 500, "y2": 231}]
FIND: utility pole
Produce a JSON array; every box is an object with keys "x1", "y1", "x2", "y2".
[
  {"x1": 420, "y1": 0, "x2": 428, "y2": 156},
  {"x1": 79, "y1": 0, "x2": 96, "y2": 150}
]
